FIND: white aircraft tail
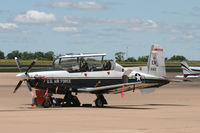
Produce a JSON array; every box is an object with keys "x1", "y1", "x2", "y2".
[
  {"x1": 180, "y1": 61, "x2": 199, "y2": 78},
  {"x1": 181, "y1": 61, "x2": 193, "y2": 75},
  {"x1": 147, "y1": 44, "x2": 166, "y2": 77}
]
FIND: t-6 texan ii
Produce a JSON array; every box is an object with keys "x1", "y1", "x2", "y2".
[{"x1": 14, "y1": 44, "x2": 170, "y2": 108}]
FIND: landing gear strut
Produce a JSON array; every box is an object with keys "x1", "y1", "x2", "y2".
[
  {"x1": 43, "y1": 96, "x2": 52, "y2": 108},
  {"x1": 62, "y1": 92, "x2": 80, "y2": 107},
  {"x1": 95, "y1": 94, "x2": 107, "y2": 107}
]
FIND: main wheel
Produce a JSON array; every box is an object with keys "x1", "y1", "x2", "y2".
[
  {"x1": 95, "y1": 98, "x2": 104, "y2": 107},
  {"x1": 43, "y1": 99, "x2": 52, "y2": 108},
  {"x1": 72, "y1": 96, "x2": 80, "y2": 107}
]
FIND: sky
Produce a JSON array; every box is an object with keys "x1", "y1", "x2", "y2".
[{"x1": 0, "y1": 0, "x2": 200, "y2": 60}]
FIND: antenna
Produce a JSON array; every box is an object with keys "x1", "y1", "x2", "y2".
[{"x1": 126, "y1": 47, "x2": 128, "y2": 59}]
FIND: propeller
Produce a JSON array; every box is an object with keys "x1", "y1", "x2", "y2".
[{"x1": 14, "y1": 57, "x2": 36, "y2": 97}]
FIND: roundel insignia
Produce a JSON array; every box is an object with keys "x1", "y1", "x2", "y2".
[
  {"x1": 135, "y1": 73, "x2": 142, "y2": 81},
  {"x1": 84, "y1": 73, "x2": 87, "y2": 77},
  {"x1": 107, "y1": 72, "x2": 110, "y2": 75}
]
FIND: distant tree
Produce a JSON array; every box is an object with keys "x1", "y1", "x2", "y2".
[
  {"x1": 115, "y1": 52, "x2": 125, "y2": 61},
  {"x1": 21, "y1": 52, "x2": 35, "y2": 60},
  {"x1": 44, "y1": 51, "x2": 54, "y2": 60},
  {"x1": 138, "y1": 56, "x2": 148, "y2": 62},
  {"x1": 7, "y1": 50, "x2": 22, "y2": 59},
  {"x1": 169, "y1": 55, "x2": 187, "y2": 61},
  {"x1": 34, "y1": 51, "x2": 45, "y2": 60},
  {"x1": 0, "y1": 50, "x2": 5, "y2": 59},
  {"x1": 125, "y1": 57, "x2": 137, "y2": 62}
]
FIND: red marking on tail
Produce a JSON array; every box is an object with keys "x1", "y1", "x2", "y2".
[{"x1": 152, "y1": 48, "x2": 163, "y2": 51}]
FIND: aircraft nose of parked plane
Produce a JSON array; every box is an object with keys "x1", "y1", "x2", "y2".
[{"x1": 16, "y1": 73, "x2": 27, "y2": 79}]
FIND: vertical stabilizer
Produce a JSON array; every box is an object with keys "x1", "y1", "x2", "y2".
[
  {"x1": 147, "y1": 44, "x2": 166, "y2": 77},
  {"x1": 181, "y1": 61, "x2": 194, "y2": 77}
]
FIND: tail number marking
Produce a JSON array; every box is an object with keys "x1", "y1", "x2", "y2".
[{"x1": 47, "y1": 79, "x2": 71, "y2": 84}]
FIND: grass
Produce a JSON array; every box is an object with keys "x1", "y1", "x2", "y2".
[{"x1": 0, "y1": 59, "x2": 52, "y2": 65}]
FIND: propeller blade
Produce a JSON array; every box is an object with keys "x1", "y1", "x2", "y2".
[
  {"x1": 25, "y1": 80, "x2": 32, "y2": 92},
  {"x1": 25, "y1": 60, "x2": 36, "y2": 75},
  {"x1": 13, "y1": 80, "x2": 23, "y2": 93},
  {"x1": 25, "y1": 80, "x2": 34, "y2": 97},
  {"x1": 15, "y1": 57, "x2": 22, "y2": 72}
]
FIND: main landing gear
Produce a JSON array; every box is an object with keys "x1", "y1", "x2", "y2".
[
  {"x1": 95, "y1": 94, "x2": 107, "y2": 107},
  {"x1": 62, "y1": 92, "x2": 80, "y2": 107}
]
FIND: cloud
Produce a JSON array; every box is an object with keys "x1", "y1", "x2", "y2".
[
  {"x1": 50, "y1": 2, "x2": 72, "y2": 8},
  {"x1": 14, "y1": 10, "x2": 56, "y2": 24},
  {"x1": 0, "y1": 23, "x2": 18, "y2": 30},
  {"x1": 52, "y1": 26, "x2": 81, "y2": 32},
  {"x1": 63, "y1": 16, "x2": 79, "y2": 25},
  {"x1": 86, "y1": 18, "x2": 160, "y2": 32},
  {"x1": 182, "y1": 35, "x2": 194, "y2": 40},
  {"x1": 50, "y1": 1, "x2": 104, "y2": 10},
  {"x1": 127, "y1": 19, "x2": 159, "y2": 32},
  {"x1": 166, "y1": 36, "x2": 177, "y2": 41},
  {"x1": 75, "y1": 1, "x2": 103, "y2": 9}
]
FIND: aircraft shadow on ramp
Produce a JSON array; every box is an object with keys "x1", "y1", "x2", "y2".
[
  {"x1": 2, "y1": 103, "x2": 187, "y2": 112},
  {"x1": 19, "y1": 104, "x2": 154, "y2": 110},
  {"x1": 102, "y1": 106, "x2": 154, "y2": 110},
  {"x1": 112, "y1": 103, "x2": 188, "y2": 107},
  {"x1": 145, "y1": 104, "x2": 188, "y2": 106}
]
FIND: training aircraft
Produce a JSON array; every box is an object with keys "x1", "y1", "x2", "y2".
[
  {"x1": 14, "y1": 44, "x2": 170, "y2": 108},
  {"x1": 176, "y1": 61, "x2": 200, "y2": 79}
]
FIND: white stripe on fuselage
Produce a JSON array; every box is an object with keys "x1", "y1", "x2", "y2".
[{"x1": 27, "y1": 70, "x2": 163, "y2": 79}]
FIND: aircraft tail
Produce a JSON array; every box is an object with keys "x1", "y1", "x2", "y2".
[
  {"x1": 147, "y1": 44, "x2": 166, "y2": 77},
  {"x1": 181, "y1": 61, "x2": 197, "y2": 78},
  {"x1": 181, "y1": 61, "x2": 193, "y2": 74}
]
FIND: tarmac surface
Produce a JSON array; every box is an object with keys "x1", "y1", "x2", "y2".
[{"x1": 0, "y1": 73, "x2": 200, "y2": 133}]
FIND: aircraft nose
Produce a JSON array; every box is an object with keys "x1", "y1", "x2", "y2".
[{"x1": 16, "y1": 73, "x2": 27, "y2": 78}]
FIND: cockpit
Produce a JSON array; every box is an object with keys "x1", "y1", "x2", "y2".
[{"x1": 52, "y1": 53, "x2": 115, "y2": 73}]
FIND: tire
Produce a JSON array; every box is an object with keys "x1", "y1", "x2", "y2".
[
  {"x1": 72, "y1": 96, "x2": 80, "y2": 107},
  {"x1": 95, "y1": 98, "x2": 104, "y2": 107},
  {"x1": 43, "y1": 99, "x2": 52, "y2": 108},
  {"x1": 33, "y1": 97, "x2": 38, "y2": 106}
]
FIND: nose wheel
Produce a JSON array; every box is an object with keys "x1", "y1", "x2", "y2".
[{"x1": 95, "y1": 94, "x2": 107, "y2": 107}]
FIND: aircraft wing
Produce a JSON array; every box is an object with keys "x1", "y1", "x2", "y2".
[
  {"x1": 77, "y1": 81, "x2": 158, "y2": 94},
  {"x1": 190, "y1": 67, "x2": 200, "y2": 71},
  {"x1": 168, "y1": 78, "x2": 188, "y2": 82},
  {"x1": 176, "y1": 75, "x2": 200, "y2": 79}
]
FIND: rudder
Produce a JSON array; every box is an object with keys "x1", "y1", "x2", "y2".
[{"x1": 147, "y1": 44, "x2": 166, "y2": 77}]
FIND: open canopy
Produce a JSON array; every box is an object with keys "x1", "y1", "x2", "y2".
[
  {"x1": 53, "y1": 53, "x2": 114, "y2": 72},
  {"x1": 59, "y1": 53, "x2": 106, "y2": 58}
]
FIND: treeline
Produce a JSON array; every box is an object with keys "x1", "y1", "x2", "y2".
[
  {"x1": 0, "y1": 50, "x2": 188, "y2": 62},
  {"x1": 115, "y1": 52, "x2": 187, "y2": 62},
  {"x1": 0, "y1": 50, "x2": 54, "y2": 60}
]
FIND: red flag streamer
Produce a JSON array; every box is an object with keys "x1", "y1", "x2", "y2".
[
  {"x1": 121, "y1": 84, "x2": 125, "y2": 98},
  {"x1": 55, "y1": 86, "x2": 58, "y2": 94},
  {"x1": 30, "y1": 91, "x2": 34, "y2": 97},
  {"x1": 45, "y1": 88, "x2": 48, "y2": 96}
]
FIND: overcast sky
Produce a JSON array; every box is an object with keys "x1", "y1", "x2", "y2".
[{"x1": 0, "y1": 0, "x2": 200, "y2": 60}]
